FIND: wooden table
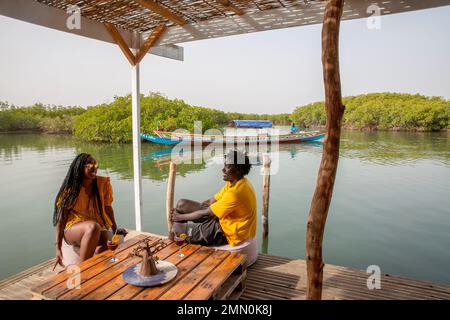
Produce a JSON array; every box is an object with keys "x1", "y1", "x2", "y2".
[{"x1": 31, "y1": 235, "x2": 247, "y2": 300}]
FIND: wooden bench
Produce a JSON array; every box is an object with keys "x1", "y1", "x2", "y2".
[{"x1": 30, "y1": 235, "x2": 246, "y2": 300}]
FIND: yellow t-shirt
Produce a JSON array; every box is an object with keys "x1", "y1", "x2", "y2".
[
  {"x1": 210, "y1": 178, "x2": 257, "y2": 246},
  {"x1": 64, "y1": 176, "x2": 114, "y2": 230}
]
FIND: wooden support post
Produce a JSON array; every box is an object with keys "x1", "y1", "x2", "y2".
[
  {"x1": 262, "y1": 154, "x2": 271, "y2": 239},
  {"x1": 166, "y1": 161, "x2": 177, "y2": 240},
  {"x1": 306, "y1": 0, "x2": 345, "y2": 300}
]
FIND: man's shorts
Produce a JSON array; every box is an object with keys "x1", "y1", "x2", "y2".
[{"x1": 187, "y1": 215, "x2": 228, "y2": 246}]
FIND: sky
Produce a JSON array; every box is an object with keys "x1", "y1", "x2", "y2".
[{"x1": 0, "y1": 6, "x2": 449, "y2": 114}]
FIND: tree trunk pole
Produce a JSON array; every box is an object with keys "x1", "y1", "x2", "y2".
[
  {"x1": 306, "y1": 0, "x2": 345, "y2": 300},
  {"x1": 262, "y1": 154, "x2": 271, "y2": 239},
  {"x1": 166, "y1": 161, "x2": 177, "y2": 240}
]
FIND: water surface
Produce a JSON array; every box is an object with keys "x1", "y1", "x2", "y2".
[{"x1": 0, "y1": 131, "x2": 449, "y2": 283}]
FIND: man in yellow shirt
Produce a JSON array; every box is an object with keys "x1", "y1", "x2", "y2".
[{"x1": 171, "y1": 150, "x2": 257, "y2": 246}]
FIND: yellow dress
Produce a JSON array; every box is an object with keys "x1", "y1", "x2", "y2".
[
  {"x1": 64, "y1": 176, "x2": 114, "y2": 231},
  {"x1": 210, "y1": 178, "x2": 257, "y2": 246}
]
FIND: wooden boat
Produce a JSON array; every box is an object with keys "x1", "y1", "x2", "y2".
[{"x1": 141, "y1": 130, "x2": 325, "y2": 145}]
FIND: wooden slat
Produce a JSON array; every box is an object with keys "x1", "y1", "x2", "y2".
[
  {"x1": 247, "y1": 271, "x2": 444, "y2": 300},
  {"x1": 254, "y1": 253, "x2": 450, "y2": 294},
  {"x1": 244, "y1": 282, "x2": 303, "y2": 300},
  {"x1": 32, "y1": 234, "x2": 150, "y2": 296},
  {"x1": 248, "y1": 264, "x2": 446, "y2": 300},
  {"x1": 132, "y1": 246, "x2": 216, "y2": 300},
  {"x1": 183, "y1": 252, "x2": 245, "y2": 300},
  {"x1": 107, "y1": 243, "x2": 203, "y2": 300},
  {"x1": 244, "y1": 254, "x2": 450, "y2": 300},
  {"x1": 159, "y1": 250, "x2": 229, "y2": 300},
  {"x1": 135, "y1": 0, "x2": 186, "y2": 25},
  {"x1": 0, "y1": 258, "x2": 56, "y2": 289},
  {"x1": 215, "y1": 270, "x2": 247, "y2": 300},
  {"x1": 28, "y1": 0, "x2": 450, "y2": 39},
  {"x1": 10, "y1": 236, "x2": 450, "y2": 301},
  {"x1": 104, "y1": 22, "x2": 136, "y2": 65},
  {"x1": 216, "y1": 0, "x2": 244, "y2": 15},
  {"x1": 43, "y1": 237, "x2": 160, "y2": 299},
  {"x1": 135, "y1": 23, "x2": 166, "y2": 64},
  {"x1": 82, "y1": 241, "x2": 185, "y2": 300}
]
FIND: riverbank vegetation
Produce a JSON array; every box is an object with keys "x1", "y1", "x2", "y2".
[
  {"x1": 0, "y1": 101, "x2": 85, "y2": 133},
  {"x1": 291, "y1": 93, "x2": 449, "y2": 131},
  {"x1": 1, "y1": 92, "x2": 448, "y2": 142},
  {"x1": 0, "y1": 93, "x2": 290, "y2": 143}
]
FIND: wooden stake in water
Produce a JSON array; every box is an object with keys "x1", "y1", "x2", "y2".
[
  {"x1": 262, "y1": 154, "x2": 271, "y2": 239},
  {"x1": 166, "y1": 161, "x2": 177, "y2": 240}
]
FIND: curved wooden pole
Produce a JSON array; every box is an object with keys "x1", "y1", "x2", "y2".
[
  {"x1": 306, "y1": 0, "x2": 345, "y2": 300},
  {"x1": 166, "y1": 161, "x2": 177, "y2": 240},
  {"x1": 262, "y1": 154, "x2": 271, "y2": 239}
]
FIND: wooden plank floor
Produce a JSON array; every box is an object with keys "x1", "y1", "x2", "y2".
[
  {"x1": 242, "y1": 254, "x2": 450, "y2": 300},
  {"x1": 1, "y1": 231, "x2": 450, "y2": 300}
]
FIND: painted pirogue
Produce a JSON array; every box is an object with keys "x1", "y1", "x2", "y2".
[{"x1": 141, "y1": 130, "x2": 325, "y2": 145}]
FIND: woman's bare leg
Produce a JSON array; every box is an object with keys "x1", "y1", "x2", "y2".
[
  {"x1": 64, "y1": 221, "x2": 101, "y2": 261},
  {"x1": 95, "y1": 230, "x2": 110, "y2": 255}
]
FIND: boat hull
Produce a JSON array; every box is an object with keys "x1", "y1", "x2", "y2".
[{"x1": 141, "y1": 132, "x2": 325, "y2": 146}]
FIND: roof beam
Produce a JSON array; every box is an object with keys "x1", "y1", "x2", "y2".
[
  {"x1": 104, "y1": 22, "x2": 136, "y2": 65},
  {"x1": 135, "y1": 24, "x2": 166, "y2": 64},
  {"x1": 216, "y1": 0, "x2": 244, "y2": 15},
  {"x1": 0, "y1": 0, "x2": 183, "y2": 61},
  {"x1": 135, "y1": 0, "x2": 186, "y2": 26}
]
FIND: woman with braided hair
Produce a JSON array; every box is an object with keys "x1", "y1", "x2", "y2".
[{"x1": 53, "y1": 153, "x2": 127, "y2": 267}]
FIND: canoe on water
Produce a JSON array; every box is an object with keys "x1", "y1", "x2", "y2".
[{"x1": 141, "y1": 130, "x2": 325, "y2": 146}]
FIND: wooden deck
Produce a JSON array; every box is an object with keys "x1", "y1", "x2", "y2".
[
  {"x1": 1, "y1": 231, "x2": 450, "y2": 300},
  {"x1": 242, "y1": 254, "x2": 450, "y2": 300},
  {"x1": 29, "y1": 234, "x2": 247, "y2": 300}
]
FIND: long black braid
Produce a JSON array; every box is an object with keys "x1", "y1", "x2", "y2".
[{"x1": 53, "y1": 153, "x2": 106, "y2": 227}]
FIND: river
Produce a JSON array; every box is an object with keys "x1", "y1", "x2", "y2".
[{"x1": 0, "y1": 130, "x2": 449, "y2": 283}]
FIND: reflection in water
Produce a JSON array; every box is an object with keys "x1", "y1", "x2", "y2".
[
  {"x1": 261, "y1": 237, "x2": 269, "y2": 255},
  {"x1": 0, "y1": 134, "x2": 75, "y2": 162},
  {"x1": 340, "y1": 131, "x2": 450, "y2": 166},
  {"x1": 1, "y1": 132, "x2": 449, "y2": 181},
  {"x1": 1, "y1": 132, "x2": 450, "y2": 283}
]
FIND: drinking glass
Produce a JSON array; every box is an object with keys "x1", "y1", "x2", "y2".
[
  {"x1": 174, "y1": 235, "x2": 186, "y2": 257},
  {"x1": 107, "y1": 240, "x2": 119, "y2": 263}
]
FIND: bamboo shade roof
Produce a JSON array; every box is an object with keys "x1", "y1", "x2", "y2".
[
  {"x1": 3, "y1": 0, "x2": 449, "y2": 59},
  {"x1": 36, "y1": 1, "x2": 326, "y2": 32},
  {"x1": 34, "y1": 0, "x2": 450, "y2": 39}
]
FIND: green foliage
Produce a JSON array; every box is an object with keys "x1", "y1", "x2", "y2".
[
  {"x1": 224, "y1": 112, "x2": 291, "y2": 125},
  {"x1": 40, "y1": 115, "x2": 76, "y2": 134},
  {"x1": 74, "y1": 93, "x2": 291, "y2": 143},
  {"x1": 291, "y1": 93, "x2": 449, "y2": 131},
  {"x1": 73, "y1": 93, "x2": 228, "y2": 143},
  {"x1": 3, "y1": 92, "x2": 448, "y2": 143},
  {"x1": 0, "y1": 102, "x2": 86, "y2": 133}
]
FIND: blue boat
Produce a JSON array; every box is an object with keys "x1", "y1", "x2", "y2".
[{"x1": 141, "y1": 130, "x2": 325, "y2": 146}]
